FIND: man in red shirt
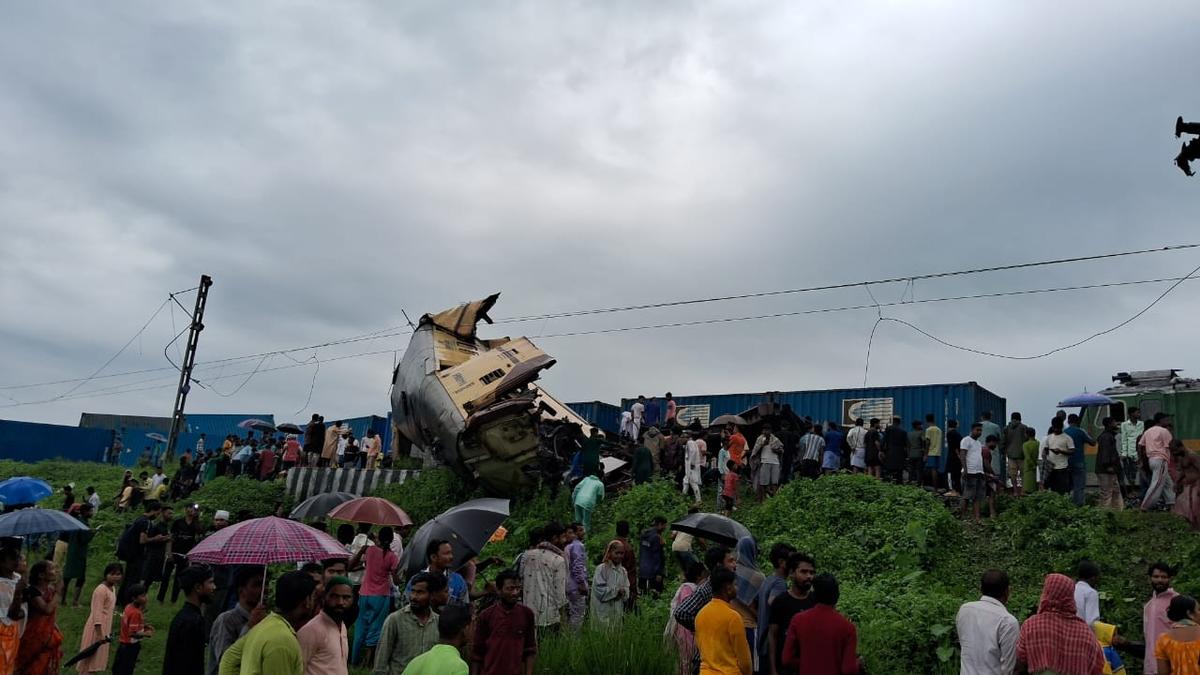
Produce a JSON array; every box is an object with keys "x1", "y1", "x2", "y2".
[
  {"x1": 782, "y1": 573, "x2": 860, "y2": 674},
  {"x1": 470, "y1": 569, "x2": 537, "y2": 675}
]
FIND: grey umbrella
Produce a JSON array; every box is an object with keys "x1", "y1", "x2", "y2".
[
  {"x1": 670, "y1": 512, "x2": 752, "y2": 548},
  {"x1": 289, "y1": 492, "x2": 357, "y2": 521},
  {"x1": 401, "y1": 498, "x2": 510, "y2": 577},
  {"x1": 0, "y1": 507, "x2": 89, "y2": 537}
]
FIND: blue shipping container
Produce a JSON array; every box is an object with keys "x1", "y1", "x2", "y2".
[
  {"x1": 566, "y1": 401, "x2": 623, "y2": 434},
  {"x1": 0, "y1": 420, "x2": 113, "y2": 463},
  {"x1": 619, "y1": 382, "x2": 1006, "y2": 445}
]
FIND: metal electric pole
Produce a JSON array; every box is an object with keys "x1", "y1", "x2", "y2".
[{"x1": 165, "y1": 274, "x2": 213, "y2": 464}]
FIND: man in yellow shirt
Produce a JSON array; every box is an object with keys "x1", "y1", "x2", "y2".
[
  {"x1": 924, "y1": 414, "x2": 944, "y2": 489},
  {"x1": 695, "y1": 567, "x2": 752, "y2": 675}
]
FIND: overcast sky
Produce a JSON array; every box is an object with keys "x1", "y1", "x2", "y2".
[{"x1": 4, "y1": 1, "x2": 1200, "y2": 428}]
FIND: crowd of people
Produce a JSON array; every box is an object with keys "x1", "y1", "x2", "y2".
[
  {"x1": 955, "y1": 560, "x2": 1199, "y2": 675},
  {"x1": 2, "y1": 397, "x2": 1199, "y2": 675},
  {"x1": 601, "y1": 396, "x2": 1200, "y2": 528},
  {"x1": 105, "y1": 414, "x2": 391, "y2": 505}
]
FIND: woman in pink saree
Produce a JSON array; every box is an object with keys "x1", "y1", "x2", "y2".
[{"x1": 664, "y1": 562, "x2": 708, "y2": 675}]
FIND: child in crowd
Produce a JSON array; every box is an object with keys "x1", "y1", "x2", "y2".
[{"x1": 112, "y1": 583, "x2": 153, "y2": 675}]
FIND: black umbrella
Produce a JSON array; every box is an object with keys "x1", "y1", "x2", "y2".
[
  {"x1": 289, "y1": 492, "x2": 357, "y2": 521},
  {"x1": 63, "y1": 635, "x2": 110, "y2": 667},
  {"x1": 671, "y1": 512, "x2": 752, "y2": 548},
  {"x1": 277, "y1": 423, "x2": 304, "y2": 435},
  {"x1": 401, "y1": 498, "x2": 510, "y2": 577}
]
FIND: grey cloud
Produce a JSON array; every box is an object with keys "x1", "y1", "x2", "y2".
[{"x1": 3, "y1": 1, "x2": 1200, "y2": 426}]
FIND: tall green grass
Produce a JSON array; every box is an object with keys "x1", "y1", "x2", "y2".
[{"x1": 535, "y1": 599, "x2": 679, "y2": 674}]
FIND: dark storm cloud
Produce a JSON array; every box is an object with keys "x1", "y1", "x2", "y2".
[{"x1": 3, "y1": 1, "x2": 1200, "y2": 425}]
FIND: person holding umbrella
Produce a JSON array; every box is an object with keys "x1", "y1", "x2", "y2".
[
  {"x1": 228, "y1": 571, "x2": 319, "y2": 675},
  {"x1": 349, "y1": 527, "x2": 401, "y2": 667},
  {"x1": 74, "y1": 562, "x2": 122, "y2": 675}
]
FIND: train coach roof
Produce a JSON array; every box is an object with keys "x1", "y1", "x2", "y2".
[{"x1": 1101, "y1": 369, "x2": 1200, "y2": 395}]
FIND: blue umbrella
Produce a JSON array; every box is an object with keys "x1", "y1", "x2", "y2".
[
  {"x1": 0, "y1": 476, "x2": 52, "y2": 505},
  {"x1": 0, "y1": 508, "x2": 89, "y2": 537},
  {"x1": 1058, "y1": 392, "x2": 1115, "y2": 407}
]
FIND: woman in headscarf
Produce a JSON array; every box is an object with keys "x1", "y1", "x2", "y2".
[
  {"x1": 590, "y1": 540, "x2": 629, "y2": 630},
  {"x1": 664, "y1": 562, "x2": 707, "y2": 675},
  {"x1": 1015, "y1": 573, "x2": 1104, "y2": 675},
  {"x1": 14, "y1": 560, "x2": 63, "y2": 675},
  {"x1": 1154, "y1": 594, "x2": 1200, "y2": 674},
  {"x1": 733, "y1": 536, "x2": 765, "y2": 673}
]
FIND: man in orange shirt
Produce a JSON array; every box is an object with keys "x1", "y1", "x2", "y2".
[
  {"x1": 727, "y1": 425, "x2": 748, "y2": 469},
  {"x1": 695, "y1": 567, "x2": 752, "y2": 675}
]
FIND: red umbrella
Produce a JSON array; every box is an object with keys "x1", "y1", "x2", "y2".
[
  {"x1": 187, "y1": 516, "x2": 349, "y2": 565},
  {"x1": 327, "y1": 497, "x2": 413, "y2": 527}
]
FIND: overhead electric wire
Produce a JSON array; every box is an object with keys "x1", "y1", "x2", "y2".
[
  {"x1": 8, "y1": 271, "x2": 1197, "y2": 410},
  {"x1": 533, "y1": 274, "x2": 1200, "y2": 339},
  {"x1": 5, "y1": 243, "x2": 1199, "y2": 394},
  {"x1": 495, "y1": 243, "x2": 1200, "y2": 323}
]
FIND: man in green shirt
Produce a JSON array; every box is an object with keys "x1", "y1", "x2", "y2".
[
  {"x1": 224, "y1": 571, "x2": 319, "y2": 675},
  {"x1": 401, "y1": 605, "x2": 472, "y2": 675},
  {"x1": 1022, "y1": 427, "x2": 1041, "y2": 494},
  {"x1": 374, "y1": 572, "x2": 444, "y2": 675}
]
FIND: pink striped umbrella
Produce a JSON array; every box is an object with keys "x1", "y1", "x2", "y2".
[{"x1": 187, "y1": 516, "x2": 350, "y2": 565}]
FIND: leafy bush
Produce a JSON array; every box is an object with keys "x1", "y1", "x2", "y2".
[
  {"x1": 744, "y1": 474, "x2": 961, "y2": 578},
  {"x1": 982, "y1": 492, "x2": 1200, "y2": 633},
  {"x1": 371, "y1": 468, "x2": 474, "y2": 524},
  {"x1": 191, "y1": 476, "x2": 289, "y2": 520},
  {"x1": 840, "y1": 581, "x2": 962, "y2": 675}
]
